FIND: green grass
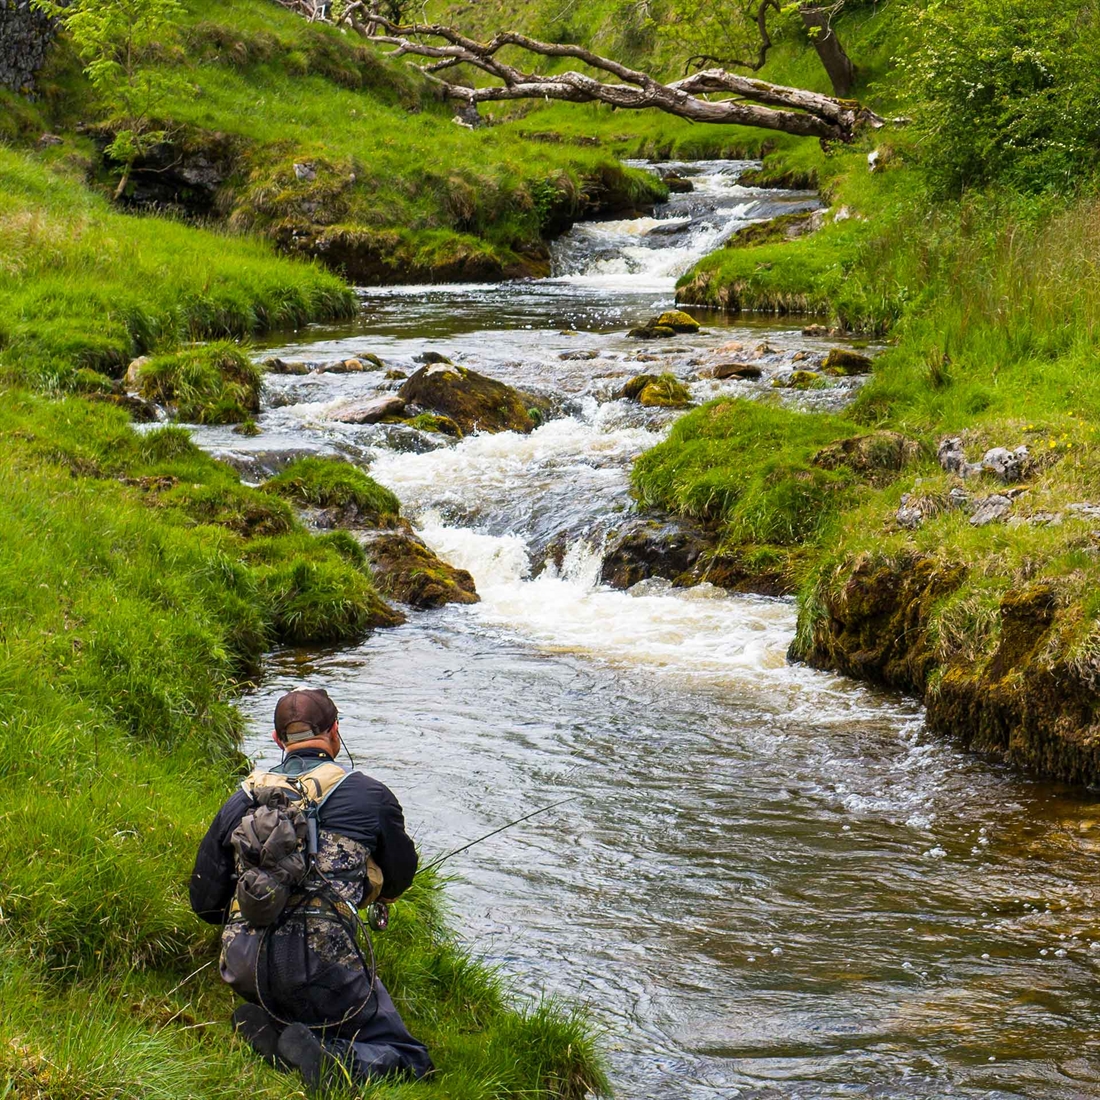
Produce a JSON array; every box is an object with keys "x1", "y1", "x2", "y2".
[
  {"x1": 0, "y1": 391, "x2": 608, "y2": 1098},
  {"x1": 264, "y1": 455, "x2": 401, "y2": 521},
  {"x1": 0, "y1": 145, "x2": 356, "y2": 392}
]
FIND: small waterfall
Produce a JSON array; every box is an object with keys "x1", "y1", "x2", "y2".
[{"x1": 550, "y1": 160, "x2": 820, "y2": 288}]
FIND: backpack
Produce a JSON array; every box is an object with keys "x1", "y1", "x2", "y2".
[{"x1": 229, "y1": 761, "x2": 353, "y2": 928}]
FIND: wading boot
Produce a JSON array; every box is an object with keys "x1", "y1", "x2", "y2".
[
  {"x1": 277, "y1": 1022, "x2": 330, "y2": 1091},
  {"x1": 231, "y1": 1003, "x2": 283, "y2": 1065}
]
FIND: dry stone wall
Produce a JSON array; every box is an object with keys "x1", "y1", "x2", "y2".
[{"x1": 0, "y1": 0, "x2": 54, "y2": 93}]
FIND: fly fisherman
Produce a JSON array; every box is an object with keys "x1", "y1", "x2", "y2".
[{"x1": 189, "y1": 688, "x2": 433, "y2": 1090}]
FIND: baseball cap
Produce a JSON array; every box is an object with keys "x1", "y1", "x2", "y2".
[{"x1": 274, "y1": 688, "x2": 338, "y2": 744}]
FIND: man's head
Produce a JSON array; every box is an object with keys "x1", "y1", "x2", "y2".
[{"x1": 273, "y1": 688, "x2": 340, "y2": 754}]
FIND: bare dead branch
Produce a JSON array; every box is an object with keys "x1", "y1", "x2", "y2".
[{"x1": 275, "y1": 5, "x2": 884, "y2": 142}]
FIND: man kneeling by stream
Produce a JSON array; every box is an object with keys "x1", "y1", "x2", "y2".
[{"x1": 189, "y1": 688, "x2": 433, "y2": 1089}]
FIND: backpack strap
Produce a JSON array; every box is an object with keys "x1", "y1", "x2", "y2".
[{"x1": 241, "y1": 761, "x2": 352, "y2": 812}]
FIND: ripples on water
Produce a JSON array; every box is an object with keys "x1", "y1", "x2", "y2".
[{"x1": 207, "y1": 160, "x2": 1100, "y2": 1097}]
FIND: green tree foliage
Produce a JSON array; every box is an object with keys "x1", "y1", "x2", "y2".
[
  {"x1": 33, "y1": 0, "x2": 189, "y2": 197},
  {"x1": 896, "y1": 0, "x2": 1100, "y2": 194}
]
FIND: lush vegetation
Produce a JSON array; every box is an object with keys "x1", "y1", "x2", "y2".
[
  {"x1": 0, "y1": 146, "x2": 355, "y2": 392},
  {"x1": 631, "y1": 0, "x2": 1100, "y2": 778},
  {"x1": 0, "y1": 393, "x2": 607, "y2": 1098}
]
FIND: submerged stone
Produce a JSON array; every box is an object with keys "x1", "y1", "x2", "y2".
[{"x1": 328, "y1": 395, "x2": 407, "y2": 424}]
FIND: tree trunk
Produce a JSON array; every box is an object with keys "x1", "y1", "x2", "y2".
[{"x1": 799, "y1": 6, "x2": 855, "y2": 98}]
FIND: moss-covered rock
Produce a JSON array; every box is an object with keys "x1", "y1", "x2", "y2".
[
  {"x1": 361, "y1": 530, "x2": 479, "y2": 609},
  {"x1": 638, "y1": 374, "x2": 692, "y2": 407},
  {"x1": 822, "y1": 348, "x2": 874, "y2": 375},
  {"x1": 796, "y1": 556, "x2": 1100, "y2": 784},
  {"x1": 399, "y1": 364, "x2": 536, "y2": 434},
  {"x1": 628, "y1": 324, "x2": 676, "y2": 340},
  {"x1": 404, "y1": 412, "x2": 464, "y2": 438},
  {"x1": 654, "y1": 309, "x2": 701, "y2": 333},
  {"x1": 132, "y1": 342, "x2": 261, "y2": 424},
  {"x1": 773, "y1": 370, "x2": 822, "y2": 389},
  {"x1": 811, "y1": 431, "x2": 923, "y2": 484}
]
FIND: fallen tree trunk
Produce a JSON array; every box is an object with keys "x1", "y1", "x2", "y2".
[{"x1": 276, "y1": 3, "x2": 885, "y2": 142}]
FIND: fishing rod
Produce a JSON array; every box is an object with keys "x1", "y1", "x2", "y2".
[
  {"x1": 419, "y1": 796, "x2": 578, "y2": 875},
  {"x1": 365, "y1": 796, "x2": 577, "y2": 931}
]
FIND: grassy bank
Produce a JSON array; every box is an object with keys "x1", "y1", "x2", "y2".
[
  {"x1": 634, "y1": 0, "x2": 1100, "y2": 782},
  {"x1": 0, "y1": 392, "x2": 607, "y2": 1097},
  {"x1": 0, "y1": 145, "x2": 355, "y2": 392}
]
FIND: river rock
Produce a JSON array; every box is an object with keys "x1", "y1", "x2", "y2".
[
  {"x1": 773, "y1": 370, "x2": 821, "y2": 389},
  {"x1": 628, "y1": 324, "x2": 676, "y2": 340},
  {"x1": 385, "y1": 369, "x2": 407, "y2": 380},
  {"x1": 124, "y1": 356, "x2": 151, "y2": 391},
  {"x1": 315, "y1": 358, "x2": 370, "y2": 374},
  {"x1": 802, "y1": 324, "x2": 831, "y2": 337},
  {"x1": 415, "y1": 351, "x2": 453, "y2": 365},
  {"x1": 620, "y1": 373, "x2": 691, "y2": 406},
  {"x1": 263, "y1": 358, "x2": 311, "y2": 375},
  {"x1": 822, "y1": 348, "x2": 874, "y2": 375},
  {"x1": 600, "y1": 515, "x2": 713, "y2": 588},
  {"x1": 660, "y1": 171, "x2": 694, "y2": 193},
  {"x1": 654, "y1": 310, "x2": 700, "y2": 333},
  {"x1": 559, "y1": 350, "x2": 600, "y2": 361},
  {"x1": 399, "y1": 364, "x2": 536, "y2": 434},
  {"x1": 620, "y1": 374, "x2": 658, "y2": 400},
  {"x1": 328, "y1": 395, "x2": 407, "y2": 424},
  {"x1": 638, "y1": 376, "x2": 691, "y2": 407},
  {"x1": 361, "y1": 529, "x2": 479, "y2": 609},
  {"x1": 713, "y1": 362, "x2": 763, "y2": 381},
  {"x1": 89, "y1": 392, "x2": 159, "y2": 422}
]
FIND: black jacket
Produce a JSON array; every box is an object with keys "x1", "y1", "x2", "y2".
[{"x1": 190, "y1": 748, "x2": 418, "y2": 924}]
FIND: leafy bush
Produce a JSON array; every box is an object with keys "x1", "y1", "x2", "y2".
[{"x1": 895, "y1": 0, "x2": 1100, "y2": 194}]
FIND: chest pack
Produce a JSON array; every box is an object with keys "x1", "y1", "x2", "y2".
[{"x1": 229, "y1": 761, "x2": 351, "y2": 927}]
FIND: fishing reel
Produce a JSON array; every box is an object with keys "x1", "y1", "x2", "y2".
[{"x1": 366, "y1": 901, "x2": 389, "y2": 931}]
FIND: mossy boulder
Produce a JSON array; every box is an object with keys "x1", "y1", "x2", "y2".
[
  {"x1": 628, "y1": 324, "x2": 676, "y2": 340},
  {"x1": 362, "y1": 530, "x2": 479, "y2": 609},
  {"x1": 619, "y1": 374, "x2": 658, "y2": 400},
  {"x1": 654, "y1": 309, "x2": 701, "y2": 333},
  {"x1": 405, "y1": 412, "x2": 464, "y2": 438},
  {"x1": 131, "y1": 341, "x2": 261, "y2": 424},
  {"x1": 264, "y1": 457, "x2": 400, "y2": 526},
  {"x1": 399, "y1": 364, "x2": 535, "y2": 434},
  {"x1": 822, "y1": 348, "x2": 874, "y2": 375},
  {"x1": 773, "y1": 370, "x2": 822, "y2": 390},
  {"x1": 638, "y1": 374, "x2": 692, "y2": 407},
  {"x1": 620, "y1": 373, "x2": 692, "y2": 407}
]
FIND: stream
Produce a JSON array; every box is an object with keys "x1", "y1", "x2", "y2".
[{"x1": 193, "y1": 161, "x2": 1100, "y2": 1097}]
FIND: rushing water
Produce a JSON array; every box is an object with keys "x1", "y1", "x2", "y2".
[{"x1": 194, "y1": 161, "x2": 1100, "y2": 1096}]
